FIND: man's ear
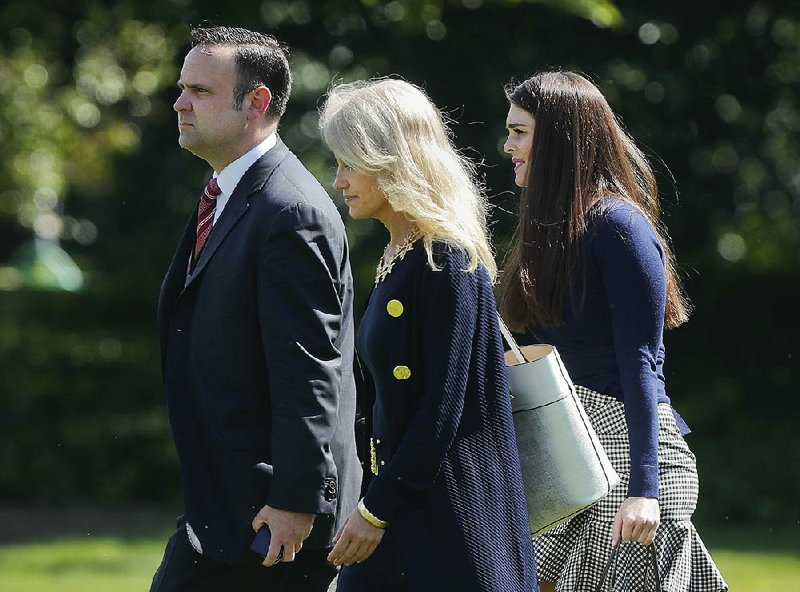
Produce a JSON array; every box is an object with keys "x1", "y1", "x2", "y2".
[{"x1": 248, "y1": 86, "x2": 272, "y2": 119}]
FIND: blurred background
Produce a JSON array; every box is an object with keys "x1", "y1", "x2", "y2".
[{"x1": 0, "y1": 0, "x2": 798, "y2": 589}]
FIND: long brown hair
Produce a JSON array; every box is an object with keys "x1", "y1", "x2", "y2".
[{"x1": 499, "y1": 71, "x2": 691, "y2": 331}]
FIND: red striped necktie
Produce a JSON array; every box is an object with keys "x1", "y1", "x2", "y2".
[{"x1": 193, "y1": 177, "x2": 222, "y2": 264}]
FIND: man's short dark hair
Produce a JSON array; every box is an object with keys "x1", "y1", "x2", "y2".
[{"x1": 189, "y1": 26, "x2": 292, "y2": 119}]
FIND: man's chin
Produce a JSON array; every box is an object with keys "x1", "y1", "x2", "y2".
[{"x1": 177, "y1": 135, "x2": 200, "y2": 155}]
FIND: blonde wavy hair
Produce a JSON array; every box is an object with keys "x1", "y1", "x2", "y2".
[{"x1": 319, "y1": 78, "x2": 496, "y2": 280}]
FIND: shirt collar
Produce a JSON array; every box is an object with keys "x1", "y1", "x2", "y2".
[{"x1": 214, "y1": 133, "x2": 277, "y2": 197}]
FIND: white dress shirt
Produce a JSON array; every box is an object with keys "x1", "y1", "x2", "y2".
[{"x1": 211, "y1": 132, "x2": 278, "y2": 224}]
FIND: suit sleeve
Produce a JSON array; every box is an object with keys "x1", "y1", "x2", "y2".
[
  {"x1": 363, "y1": 249, "x2": 477, "y2": 522},
  {"x1": 593, "y1": 207, "x2": 666, "y2": 499},
  {"x1": 257, "y1": 202, "x2": 346, "y2": 514}
]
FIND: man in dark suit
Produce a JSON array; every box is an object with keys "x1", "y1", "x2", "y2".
[{"x1": 150, "y1": 26, "x2": 361, "y2": 591}]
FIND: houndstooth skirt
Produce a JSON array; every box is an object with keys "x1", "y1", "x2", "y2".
[{"x1": 532, "y1": 386, "x2": 728, "y2": 592}]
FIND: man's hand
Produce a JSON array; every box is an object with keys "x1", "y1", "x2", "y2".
[
  {"x1": 326, "y1": 509, "x2": 384, "y2": 567},
  {"x1": 252, "y1": 505, "x2": 315, "y2": 567},
  {"x1": 612, "y1": 496, "x2": 660, "y2": 546}
]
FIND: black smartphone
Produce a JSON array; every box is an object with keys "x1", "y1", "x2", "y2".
[{"x1": 250, "y1": 526, "x2": 271, "y2": 559}]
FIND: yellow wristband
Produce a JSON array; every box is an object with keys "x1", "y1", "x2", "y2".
[{"x1": 357, "y1": 498, "x2": 388, "y2": 529}]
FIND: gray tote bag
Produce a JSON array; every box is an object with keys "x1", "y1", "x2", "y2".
[{"x1": 498, "y1": 316, "x2": 620, "y2": 537}]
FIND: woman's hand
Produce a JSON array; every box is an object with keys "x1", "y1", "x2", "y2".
[
  {"x1": 326, "y1": 509, "x2": 385, "y2": 567},
  {"x1": 612, "y1": 497, "x2": 660, "y2": 545}
]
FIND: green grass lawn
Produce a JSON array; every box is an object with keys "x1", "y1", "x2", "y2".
[
  {"x1": 698, "y1": 522, "x2": 800, "y2": 592},
  {"x1": 712, "y1": 549, "x2": 800, "y2": 591},
  {"x1": 0, "y1": 524, "x2": 797, "y2": 591},
  {"x1": 0, "y1": 532, "x2": 170, "y2": 592}
]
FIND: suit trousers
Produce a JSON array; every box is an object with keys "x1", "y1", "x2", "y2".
[{"x1": 149, "y1": 525, "x2": 338, "y2": 592}]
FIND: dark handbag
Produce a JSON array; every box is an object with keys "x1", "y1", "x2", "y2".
[
  {"x1": 596, "y1": 543, "x2": 663, "y2": 592},
  {"x1": 498, "y1": 315, "x2": 620, "y2": 536}
]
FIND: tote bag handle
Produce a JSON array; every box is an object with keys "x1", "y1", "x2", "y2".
[
  {"x1": 595, "y1": 543, "x2": 662, "y2": 592},
  {"x1": 497, "y1": 313, "x2": 525, "y2": 365}
]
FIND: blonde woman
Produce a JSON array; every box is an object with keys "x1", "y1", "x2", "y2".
[{"x1": 320, "y1": 78, "x2": 537, "y2": 592}]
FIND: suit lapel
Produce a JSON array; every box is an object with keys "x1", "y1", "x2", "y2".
[
  {"x1": 157, "y1": 211, "x2": 195, "y2": 365},
  {"x1": 183, "y1": 139, "x2": 290, "y2": 290},
  {"x1": 184, "y1": 190, "x2": 248, "y2": 288},
  {"x1": 161, "y1": 213, "x2": 196, "y2": 304}
]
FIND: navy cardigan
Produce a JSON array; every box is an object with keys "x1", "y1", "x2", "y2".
[{"x1": 357, "y1": 241, "x2": 536, "y2": 591}]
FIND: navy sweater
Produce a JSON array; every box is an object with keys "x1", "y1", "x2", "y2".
[
  {"x1": 358, "y1": 242, "x2": 536, "y2": 591},
  {"x1": 531, "y1": 199, "x2": 688, "y2": 499}
]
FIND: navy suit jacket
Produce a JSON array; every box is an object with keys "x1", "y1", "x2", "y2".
[{"x1": 157, "y1": 139, "x2": 361, "y2": 564}]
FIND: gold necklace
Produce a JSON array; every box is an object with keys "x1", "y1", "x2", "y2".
[{"x1": 374, "y1": 230, "x2": 421, "y2": 285}]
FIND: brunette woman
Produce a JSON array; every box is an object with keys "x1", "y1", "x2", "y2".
[{"x1": 501, "y1": 71, "x2": 727, "y2": 592}]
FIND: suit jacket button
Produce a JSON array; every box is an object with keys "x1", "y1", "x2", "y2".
[
  {"x1": 323, "y1": 478, "x2": 337, "y2": 502},
  {"x1": 393, "y1": 365, "x2": 411, "y2": 380},
  {"x1": 386, "y1": 299, "x2": 404, "y2": 317}
]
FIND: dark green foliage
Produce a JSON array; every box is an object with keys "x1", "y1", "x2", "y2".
[
  {"x1": 665, "y1": 268, "x2": 800, "y2": 524},
  {"x1": 0, "y1": 289, "x2": 177, "y2": 502}
]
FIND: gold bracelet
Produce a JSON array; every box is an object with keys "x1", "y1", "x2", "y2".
[{"x1": 357, "y1": 498, "x2": 388, "y2": 529}]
